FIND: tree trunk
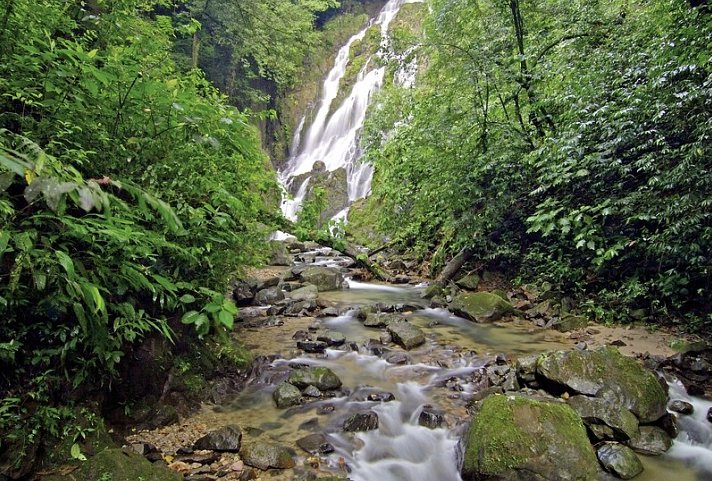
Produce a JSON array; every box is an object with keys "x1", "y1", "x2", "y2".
[{"x1": 435, "y1": 247, "x2": 473, "y2": 285}]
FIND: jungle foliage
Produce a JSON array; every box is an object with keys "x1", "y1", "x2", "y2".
[{"x1": 363, "y1": 0, "x2": 711, "y2": 327}]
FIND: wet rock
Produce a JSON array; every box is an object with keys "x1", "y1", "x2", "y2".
[
  {"x1": 193, "y1": 425, "x2": 242, "y2": 452},
  {"x1": 296, "y1": 434, "x2": 335, "y2": 455},
  {"x1": 461, "y1": 394, "x2": 598, "y2": 481},
  {"x1": 393, "y1": 274, "x2": 410, "y2": 284},
  {"x1": 254, "y1": 286, "x2": 285, "y2": 306},
  {"x1": 288, "y1": 284, "x2": 319, "y2": 301},
  {"x1": 536, "y1": 347, "x2": 668, "y2": 423},
  {"x1": 658, "y1": 413, "x2": 679, "y2": 438},
  {"x1": 570, "y1": 395, "x2": 639, "y2": 441},
  {"x1": 297, "y1": 340, "x2": 328, "y2": 354},
  {"x1": 316, "y1": 329, "x2": 346, "y2": 346},
  {"x1": 128, "y1": 442, "x2": 158, "y2": 456},
  {"x1": 292, "y1": 330, "x2": 310, "y2": 340},
  {"x1": 418, "y1": 407, "x2": 445, "y2": 429},
  {"x1": 318, "y1": 307, "x2": 340, "y2": 317},
  {"x1": 590, "y1": 423, "x2": 617, "y2": 441},
  {"x1": 387, "y1": 320, "x2": 425, "y2": 350},
  {"x1": 363, "y1": 312, "x2": 401, "y2": 328},
  {"x1": 240, "y1": 442, "x2": 295, "y2": 470},
  {"x1": 317, "y1": 404, "x2": 335, "y2": 415},
  {"x1": 366, "y1": 391, "x2": 395, "y2": 402},
  {"x1": 385, "y1": 352, "x2": 409, "y2": 364},
  {"x1": 288, "y1": 367, "x2": 342, "y2": 391},
  {"x1": 450, "y1": 292, "x2": 513, "y2": 323},
  {"x1": 669, "y1": 399, "x2": 694, "y2": 415},
  {"x1": 343, "y1": 411, "x2": 379, "y2": 432},
  {"x1": 707, "y1": 407, "x2": 712, "y2": 423},
  {"x1": 430, "y1": 296, "x2": 448, "y2": 308},
  {"x1": 303, "y1": 385, "x2": 322, "y2": 398},
  {"x1": 298, "y1": 266, "x2": 344, "y2": 292},
  {"x1": 455, "y1": 273, "x2": 480, "y2": 290},
  {"x1": 273, "y1": 382, "x2": 302, "y2": 408},
  {"x1": 627, "y1": 426, "x2": 672, "y2": 455},
  {"x1": 596, "y1": 443, "x2": 643, "y2": 479}
]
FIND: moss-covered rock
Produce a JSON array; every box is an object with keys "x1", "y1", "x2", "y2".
[
  {"x1": 537, "y1": 347, "x2": 668, "y2": 423},
  {"x1": 454, "y1": 273, "x2": 480, "y2": 290},
  {"x1": 450, "y1": 292, "x2": 513, "y2": 323},
  {"x1": 298, "y1": 266, "x2": 344, "y2": 292},
  {"x1": 596, "y1": 443, "x2": 644, "y2": 479},
  {"x1": 288, "y1": 366, "x2": 342, "y2": 391},
  {"x1": 74, "y1": 448, "x2": 181, "y2": 481},
  {"x1": 567, "y1": 395, "x2": 639, "y2": 441},
  {"x1": 461, "y1": 394, "x2": 598, "y2": 481},
  {"x1": 273, "y1": 382, "x2": 303, "y2": 409},
  {"x1": 240, "y1": 441, "x2": 296, "y2": 470}
]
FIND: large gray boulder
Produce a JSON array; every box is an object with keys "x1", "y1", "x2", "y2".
[
  {"x1": 537, "y1": 347, "x2": 668, "y2": 423},
  {"x1": 627, "y1": 426, "x2": 672, "y2": 455},
  {"x1": 461, "y1": 394, "x2": 598, "y2": 481},
  {"x1": 254, "y1": 286, "x2": 285, "y2": 306},
  {"x1": 268, "y1": 240, "x2": 291, "y2": 266},
  {"x1": 288, "y1": 284, "x2": 318, "y2": 301},
  {"x1": 387, "y1": 320, "x2": 426, "y2": 350},
  {"x1": 288, "y1": 366, "x2": 342, "y2": 391},
  {"x1": 298, "y1": 266, "x2": 344, "y2": 292},
  {"x1": 450, "y1": 292, "x2": 513, "y2": 323}
]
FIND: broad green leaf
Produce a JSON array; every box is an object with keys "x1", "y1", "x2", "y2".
[{"x1": 218, "y1": 310, "x2": 234, "y2": 330}]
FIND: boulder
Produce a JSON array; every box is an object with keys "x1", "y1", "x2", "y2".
[
  {"x1": 567, "y1": 395, "x2": 639, "y2": 440},
  {"x1": 461, "y1": 395, "x2": 598, "y2": 481},
  {"x1": 273, "y1": 382, "x2": 302, "y2": 409},
  {"x1": 316, "y1": 329, "x2": 346, "y2": 346},
  {"x1": 450, "y1": 292, "x2": 513, "y2": 323},
  {"x1": 288, "y1": 284, "x2": 319, "y2": 301},
  {"x1": 254, "y1": 286, "x2": 285, "y2": 306},
  {"x1": 537, "y1": 347, "x2": 668, "y2": 423},
  {"x1": 596, "y1": 443, "x2": 643, "y2": 479},
  {"x1": 232, "y1": 281, "x2": 254, "y2": 306},
  {"x1": 515, "y1": 354, "x2": 539, "y2": 385},
  {"x1": 343, "y1": 411, "x2": 379, "y2": 432},
  {"x1": 418, "y1": 407, "x2": 445, "y2": 429},
  {"x1": 387, "y1": 320, "x2": 426, "y2": 350},
  {"x1": 669, "y1": 399, "x2": 694, "y2": 415},
  {"x1": 455, "y1": 274, "x2": 480, "y2": 290},
  {"x1": 73, "y1": 448, "x2": 182, "y2": 481},
  {"x1": 288, "y1": 367, "x2": 342, "y2": 391},
  {"x1": 240, "y1": 442, "x2": 295, "y2": 470},
  {"x1": 298, "y1": 266, "x2": 344, "y2": 292},
  {"x1": 268, "y1": 240, "x2": 291, "y2": 266},
  {"x1": 627, "y1": 426, "x2": 672, "y2": 455},
  {"x1": 551, "y1": 314, "x2": 589, "y2": 332},
  {"x1": 193, "y1": 425, "x2": 242, "y2": 452},
  {"x1": 296, "y1": 433, "x2": 335, "y2": 455},
  {"x1": 364, "y1": 312, "x2": 401, "y2": 328},
  {"x1": 297, "y1": 340, "x2": 328, "y2": 353}
]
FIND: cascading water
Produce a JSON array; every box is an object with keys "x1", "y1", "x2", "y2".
[{"x1": 278, "y1": 0, "x2": 422, "y2": 223}]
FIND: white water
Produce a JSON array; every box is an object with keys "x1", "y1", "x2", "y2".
[
  {"x1": 666, "y1": 377, "x2": 712, "y2": 475},
  {"x1": 278, "y1": 0, "x2": 422, "y2": 222}
]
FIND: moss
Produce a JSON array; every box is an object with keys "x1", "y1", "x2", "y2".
[
  {"x1": 463, "y1": 395, "x2": 597, "y2": 480},
  {"x1": 75, "y1": 448, "x2": 182, "y2": 481}
]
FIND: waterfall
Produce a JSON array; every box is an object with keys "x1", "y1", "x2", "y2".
[{"x1": 278, "y1": 0, "x2": 421, "y2": 224}]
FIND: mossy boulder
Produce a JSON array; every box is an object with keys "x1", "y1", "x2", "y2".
[
  {"x1": 455, "y1": 274, "x2": 480, "y2": 290},
  {"x1": 537, "y1": 347, "x2": 668, "y2": 423},
  {"x1": 288, "y1": 366, "x2": 342, "y2": 391},
  {"x1": 298, "y1": 266, "x2": 344, "y2": 292},
  {"x1": 240, "y1": 441, "x2": 296, "y2": 470},
  {"x1": 450, "y1": 292, "x2": 513, "y2": 323},
  {"x1": 596, "y1": 443, "x2": 643, "y2": 479},
  {"x1": 567, "y1": 395, "x2": 639, "y2": 441},
  {"x1": 74, "y1": 448, "x2": 182, "y2": 481},
  {"x1": 461, "y1": 394, "x2": 598, "y2": 481}
]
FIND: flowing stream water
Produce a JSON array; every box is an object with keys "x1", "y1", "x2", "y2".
[
  {"x1": 180, "y1": 248, "x2": 712, "y2": 481},
  {"x1": 279, "y1": 0, "x2": 421, "y2": 222}
]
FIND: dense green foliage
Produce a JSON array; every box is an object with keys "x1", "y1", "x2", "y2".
[
  {"x1": 363, "y1": 0, "x2": 711, "y2": 327},
  {"x1": 0, "y1": 0, "x2": 287, "y2": 451}
]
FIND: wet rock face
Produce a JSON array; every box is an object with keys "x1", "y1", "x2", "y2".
[
  {"x1": 669, "y1": 399, "x2": 694, "y2": 415},
  {"x1": 596, "y1": 443, "x2": 644, "y2": 480},
  {"x1": 536, "y1": 346, "x2": 668, "y2": 423},
  {"x1": 449, "y1": 292, "x2": 513, "y2": 323},
  {"x1": 296, "y1": 433, "x2": 335, "y2": 455},
  {"x1": 343, "y1": 410, "x2": 379, "y2": 432},
  {"x1": 240, "y1": 441, "x2": 295, "y2": 470},
  {"x1": 288, "y1": 366, "x2": 343, "y2": 391},
  {"x1": 297, "y1": 266, "x2": 344, "y2": 292},
  {"x1": 193, "y1": 425, "x2": 242, "y2": 452},
  {"x1": 567, "y1": 395, "x2": 639, "y2": 441},
  {"x1": 627, "y1": 426, "x2": 673, "y2": 455},
  {"x1": 461, "y1": 394, "x2": 598, "y2": 481},
  {"x1": 418, "y1": 407, "x2": 445, "y2": 429}
]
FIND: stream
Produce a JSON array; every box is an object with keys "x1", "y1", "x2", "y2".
[{"x1": 164, "y1": 248, "x2": 712, "y2": 481}]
